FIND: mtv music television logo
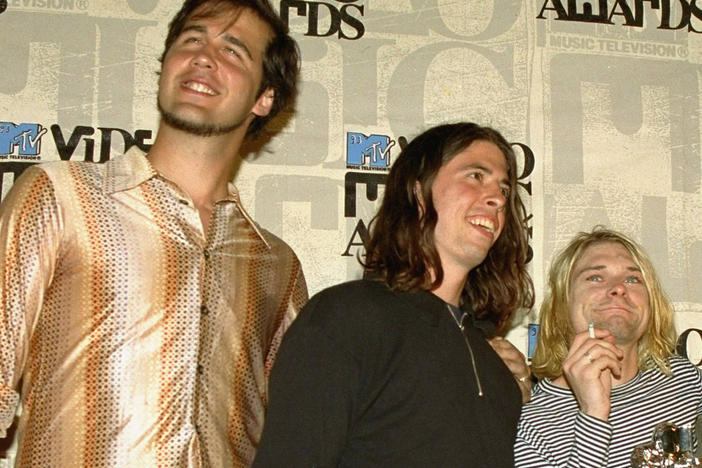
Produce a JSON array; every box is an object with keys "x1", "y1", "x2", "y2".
[
  {"x1": 346, "y1": 132, "x2": 395, "y2": 171},
  {"x1": 0, "y1": 122, "x2": 48, "y2": 159}
]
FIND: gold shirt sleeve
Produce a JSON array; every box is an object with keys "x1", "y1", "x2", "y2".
[{"x1": 0, "y1": 166, "x2": 62, "y2": 438}]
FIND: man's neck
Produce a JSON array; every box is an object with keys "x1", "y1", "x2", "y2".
[
  {"x1": 609, "y1": 342, "x2": 641, "y2": 386},
  {"x1": 147, "y1": 123, "x2": 246, "y2": 206},
  {"x1": 146, "y1": 123, "x2": 249, "y2": 237},
  {"x1": 429, "y1": 255, "x2": 479, "y2": 307},
  {"x1": 430, "y1": 268, "x2": 469, "y2": 308}
]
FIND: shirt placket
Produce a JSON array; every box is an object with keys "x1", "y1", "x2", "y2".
[
  {"x1": 191, "y1": 203, "x2": 222, "y2": 467},
  {"x1": 163, "y1": 180, "x2": 210, "y2": 465}
]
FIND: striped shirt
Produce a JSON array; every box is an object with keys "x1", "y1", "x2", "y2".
[
  {"x1": 515, "y1": 355, "x2": 702, "y2": 467},
  {"x1": 0, "y1": 148, "x2": 308, "y2": 467}
]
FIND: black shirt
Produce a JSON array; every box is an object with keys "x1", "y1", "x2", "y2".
[{"x1": 253, "y1": 279, "x2": 522, "y2": 467}]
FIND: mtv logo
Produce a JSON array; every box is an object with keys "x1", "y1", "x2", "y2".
[
  {"x1": 346, "y1": 132, "x2": 395, "y2": 169},
  {"x1": 0, "y1": 122, "x2": 48, "y2": 156}
]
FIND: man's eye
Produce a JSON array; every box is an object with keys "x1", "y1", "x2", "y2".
[
  {"x1": 585, "y1": 275, "x2": 602, "y2": 282},
  {"x1": 625, "y1": 276, "x2": 642, "y2": 284}
]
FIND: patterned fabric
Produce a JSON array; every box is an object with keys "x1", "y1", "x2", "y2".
[
  {"x1": 0, "y1": 147, "x2": 307, "y2": 467},
  {"x1": 515, "y1": 355, "x2": 702, "y2": 467}
]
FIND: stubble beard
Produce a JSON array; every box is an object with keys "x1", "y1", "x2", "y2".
[
  {"x1": 157, "y1": 98, "x2": 245, "y2": 137},
  {"x1": 591, "y1": 314, "x2": 641, "y2": 344}
]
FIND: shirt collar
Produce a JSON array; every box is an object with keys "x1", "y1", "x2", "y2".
[
  {"x1": 103, "y1": 146, "x2": 270, "y2": 249},
  {"x1": 103, "y1": 146, "x2": 157, "y2": 194},
  {"x1": 222, "y1": 185, "x2": 271, "y2": 249}
]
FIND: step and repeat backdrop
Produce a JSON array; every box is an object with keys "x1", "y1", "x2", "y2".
[{"x1": 2, "y1": 0, "x2": 702, "y2": 362}]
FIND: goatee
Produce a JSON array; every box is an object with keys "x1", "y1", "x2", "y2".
[{"x1": 157, "y1": 99, "x2": 242, "y2": 137}]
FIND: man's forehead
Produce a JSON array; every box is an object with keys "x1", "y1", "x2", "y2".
[
  {"x1": 574, "y1": 242, "x2": 638, "y2": 272},
  {"x1": 446, "y1": 141, "x2": 508, "y2": 170},
  {"x1": 182, "y1": 3, "x2": 273, "y2": 52},
  {"x1": 186, "y1": 2, "x2": 244, "y2": 27},
  {"x1": 185, "y1": 2, "x2": 268, "y2": 32}
]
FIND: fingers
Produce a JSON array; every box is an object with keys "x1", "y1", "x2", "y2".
[
  {"x1": 561, "y1": 330, "x2": 621, "y2": 420},
  {"x1": 489, "y1": 337, "x2": 533, "y2": 403},
  {"x1": 489, "y1": 336, "x2": 529, "y2": 375},
  {"x1": 563, "y1": 329, "x2": 624, "y2": 377},
  {"x1": 564, "y1": 337, "x2": 623, "y2": 379}
]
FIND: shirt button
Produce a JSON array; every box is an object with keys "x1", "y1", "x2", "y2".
[
  {"x1": 201, "y1": 305, "x2": 209, "y2": 315},
  {"x1": 197, "y1": 365, "x2": 204, "y2": 375},
  {"x1": 203, "y1": 250, "x2": 210, "y2": 260}
]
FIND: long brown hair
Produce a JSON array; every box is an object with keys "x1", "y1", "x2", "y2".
[{"x1": 362, "y1": 122, "x2": 534, "y2": 333}]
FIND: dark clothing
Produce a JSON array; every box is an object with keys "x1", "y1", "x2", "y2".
[{"x1": 253, "y1": 279, "x2": 522, "y2": 467}]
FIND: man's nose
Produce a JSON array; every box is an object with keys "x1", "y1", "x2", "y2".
[
  {"x1": 608, "y1": 282, "x2": 627, "y2": 296},
  {"x1": 191, "y1": 46, "x2": 216, "y2": 69},
  {"x1": 484, "y1": 183, "x2": 506, "y2": 210}
]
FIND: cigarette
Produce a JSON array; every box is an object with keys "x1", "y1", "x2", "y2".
[{"x1": 588, "y1": 321, "x2": 595, "y2": 338}]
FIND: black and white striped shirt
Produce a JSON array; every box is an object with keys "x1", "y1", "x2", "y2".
[{"x1": 515, "y1": 355, "x2": 702, "y2": 467}]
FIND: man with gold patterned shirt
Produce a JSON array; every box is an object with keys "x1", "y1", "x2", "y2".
[{"x1": 0, "y1": 0, "x2": 306, "y2": 466}]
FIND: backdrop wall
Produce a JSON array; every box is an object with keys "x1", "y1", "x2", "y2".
[{"x1": 2, "y1": 0, "x2": 702, "y2": 383}]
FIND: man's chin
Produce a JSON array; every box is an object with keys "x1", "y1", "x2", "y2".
[
  {"x1": 158, "y1": 105, "x2": 241, "y2": 137},
  {"x1": 596, "y1": 321, "x2": 640, "y2": 345}
]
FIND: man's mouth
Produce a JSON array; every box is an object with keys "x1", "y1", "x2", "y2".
[
  {"x1": 469, "y1": 216, "x2": 496, "y2": 234},
  {"x1": 182, "y1": 81, "x2": 217, "y2": 96},
  {"x1": 602, "y1": 305, "x2": 631, "y2": 313}
]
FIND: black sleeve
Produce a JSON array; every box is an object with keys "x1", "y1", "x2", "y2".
[{"x1": 252, "y1": 291, "x2": 361, "y2": 467}]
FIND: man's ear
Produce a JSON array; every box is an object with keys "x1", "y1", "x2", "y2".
[{"x1": 252, "y1": 87, "x2": 275, "y2": 117}]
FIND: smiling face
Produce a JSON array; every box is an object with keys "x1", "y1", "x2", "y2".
[
  {"x1": 157, "y1": 4, "x2": 274, "y2": 137},
  {"x1": 430, "y1": 140, "x2": 510, "y2": 280},
  {"x1": 568, "y1": 241, "x2": 650, "y2": 346}
]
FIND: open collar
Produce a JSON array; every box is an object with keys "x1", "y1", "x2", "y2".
[{"x1": 102, "y1": 147, "x2": 270, "y2": 248}]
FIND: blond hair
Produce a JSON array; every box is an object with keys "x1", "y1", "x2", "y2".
[{"x1": 532, "y1": 227, "x2": 676, "y2": 380}]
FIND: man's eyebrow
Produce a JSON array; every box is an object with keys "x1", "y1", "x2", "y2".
[
  {"x1": 463, "y1": 163, "x2": 510, "y2": 187},
  {"x1": 575, "y1": 265, "x2": 605, "y2": 276},
  {"x1": 574, "y1": 264, "x2": 642, "y2": 276},
  {"x1": 221, "y1": 33, "x2": 253, "y2": 60},
  {"x1": 181, "y1": 24, "x2": 206, "y2": 35},
  {"x1": 178, "y1": 24, "x2": 253, "y2": 60}
]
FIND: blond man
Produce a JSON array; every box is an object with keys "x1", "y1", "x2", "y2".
[{"x1": 515, "y1": 227, "x2": 702, "y2": 467}]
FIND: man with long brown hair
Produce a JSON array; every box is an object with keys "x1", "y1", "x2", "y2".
[{"x1": 253, "y1": 122, "x2": 534, "y2": 467}]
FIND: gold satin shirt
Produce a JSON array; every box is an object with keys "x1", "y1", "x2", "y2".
[{"x1": 0, "y1": 148, "x2": 308, "y2": 467}]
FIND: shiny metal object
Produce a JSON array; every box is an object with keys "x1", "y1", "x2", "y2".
[{"x1": 631, "y1": 422, "x2": 701, "y2": 467}]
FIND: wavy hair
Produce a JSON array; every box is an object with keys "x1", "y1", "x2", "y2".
[
  {"x1": 532, "y1": 227, "x2": 676, "y2": 380},
  {"x1": 161, "y1": 0, "x2": 300, "y2": 137},
  {"x1": 362, "y1": 122, "x2": 534, "y2": 334}
]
